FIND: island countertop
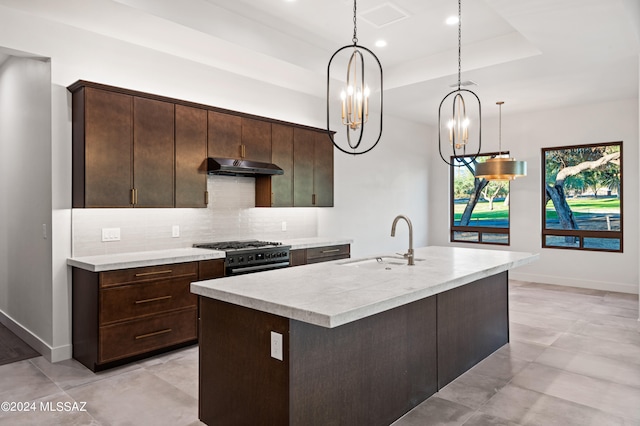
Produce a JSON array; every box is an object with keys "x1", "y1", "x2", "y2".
[{"x1": 191, "y1": 246, "x2": 538, "y2": 328}]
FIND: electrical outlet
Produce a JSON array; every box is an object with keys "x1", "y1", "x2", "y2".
[
  {"x1": 281, "y1": 221, "x2": 287, "y2": 231},
  {"x1": 101, "y1": 228, "x2": 121, "y2": 242},
  {"x1": 172, "y1": 225, "x2": 180, "y2": 238},
  {"x1": 270, "y1": 331, "x2": 283, "y2": 361}
]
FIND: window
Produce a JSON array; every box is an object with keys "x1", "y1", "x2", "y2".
[
  {"x1": 542, "y1": 142, "x2": 622, "y2": 252},
  {"x1": 450, "y1": 153, "x2": 510, "y2": 245}
]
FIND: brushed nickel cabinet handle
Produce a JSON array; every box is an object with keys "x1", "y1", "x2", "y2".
[
  {"x1": 135, "y1": 328, "x2": 172, "y2": 340},
  {"x1": 130, "y1": 188, "x2": 135, "y2": 205},
  {"x1": 135, "y1": 295, "x2": 172, "y2": 304},
  {"x1": 321, "y1": 249, "x2": 341, "y2": 254},
  {"x1": 205, "y1": 191, "x2": 209, "y2": 205},
  {"x1": 241, "y1": 144, "x2": 246, "y2": 158},
  {"x1": 134, "y1": 270, "x2": 173, "y2": 277}
]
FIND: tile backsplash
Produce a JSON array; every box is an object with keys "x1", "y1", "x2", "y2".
[{"x1": 72, "y1": 175, "x2": 318, "y2": 256}]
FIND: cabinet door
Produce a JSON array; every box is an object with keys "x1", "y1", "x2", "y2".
[
  {"x1": 81, "y1": 87, "x2": 133, "y2": 208},
  {"x1": 241, "y1": 118, "x2": 272, "y2": 163},
  {"x1": 175, "y1": 105, "x2": 208, "y2": 208},
  {"x1": 133, "y1": 97, "x2": 175, "y2": 207},
  {"x1": 293, "y1": 128, "x2": 315, "y2": 207},
  {"x1": 270, "y1": 124, "x2": 294, "y2": 207},
  {"x1": 208, "y1": 111, "x2": 241, "y2": 159},
  {"x1": 313, "y1": 131, "x2": 334, "y2": 207}
]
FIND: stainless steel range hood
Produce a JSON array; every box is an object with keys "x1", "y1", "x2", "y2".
[{"x1": 206, "y1": 157, "x2": 284, "y2": 176}]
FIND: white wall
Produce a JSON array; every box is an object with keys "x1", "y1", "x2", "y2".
[
  {"x1": 319, "y1": 114, "x2": 431, "y2": 258},
  {"x1": 0, "y1": 56, "x2": 53, "y2": 352},
  {"x1": 429, "y1": 98, "x2": 639, "y2": 295}
]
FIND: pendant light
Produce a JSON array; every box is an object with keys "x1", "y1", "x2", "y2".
[
  {"x1": 474, "y1": 101, "x2": 527, "y2": 180},
  {"x1": 438, "y1": 0, "x2": 481, "y2": 166},
  {"x1": 326, "y1": 0, "x2": 383, "y2": 155}
]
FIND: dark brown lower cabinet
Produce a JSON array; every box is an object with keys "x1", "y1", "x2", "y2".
[
  {"x1": 198, "y1": 271, "x2": 509, "y2": 425},
  {"x1": 72, "y1": 259, "x2": 224, "y2": 371},
  {"x1": 289, "y1": 244, "x2": 350, "y2": 266}
]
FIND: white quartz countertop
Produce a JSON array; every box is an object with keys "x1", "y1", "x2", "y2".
[
  {"x1": 191, "y1": 246, "x2": 539, "y2": 328},
  {"x1": 281, "y1": 237, "x2": 353, "y2": 249},
  {"x1": 67, "y1": 248, "x2": 225, "y2": 272},
  {"x1": 67, "y1": 237, "x2": 353, "y2": 272}
]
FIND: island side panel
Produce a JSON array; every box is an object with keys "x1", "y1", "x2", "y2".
[
  {"x1": 289, "y1": 296, "x2": 438, "y2": 426},
  {"x1": 199, "y1": 297, "x2": 290, "y2": 425},
  {"x1": 436, "y1": 271, "x2": 509, "y2": 389}
]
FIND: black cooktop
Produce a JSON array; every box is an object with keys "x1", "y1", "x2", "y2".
[{"x1": 194, "y1": 240, "x2": 284, "y2": 251}]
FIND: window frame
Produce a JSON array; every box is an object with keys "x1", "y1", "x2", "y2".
[
  {"x1": 541, "y1": 141, "x2": 623, "y2": 253},
  {"x1": 449, "y1": 152, "x2": 511, "y2": 246}
]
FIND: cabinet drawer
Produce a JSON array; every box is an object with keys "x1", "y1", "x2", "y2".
[
  {"x1": 306, "y1": 245, "x2": 350, "y2": 263},
  {"x1": 100, "y1": 278, "x2": 197, "y2": 325},
  {"x1": 100, "y1": 262, "x2": 197, "y2": 288},
  {"x1": 99, "y1": 308, "x2": 197, "y2": 363}
]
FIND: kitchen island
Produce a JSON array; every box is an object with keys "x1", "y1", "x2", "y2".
[{"x1": 191, "y1": 246, "x2": 538, "y2": 425}]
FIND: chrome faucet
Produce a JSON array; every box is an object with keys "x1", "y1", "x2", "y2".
[{"x1": 391, "y1": 215, "x2": 414, "y2": 265}]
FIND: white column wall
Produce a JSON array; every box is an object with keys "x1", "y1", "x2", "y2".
[{"x1": 0, "y1": 56, "x2": 53, "y2": 352}]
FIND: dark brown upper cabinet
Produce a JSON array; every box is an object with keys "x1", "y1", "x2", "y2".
[
  {"x1": 207, "y1": 111, "x2": 242, "y2": 159},
  {"x1": 207, "y1": 112, "x2": 272, "y2": 163},
  {"x1": 133, "y1": 97, "x2": 175, "y2": 208},
  {"x1": 256, "y1": 123, "x2": 294, "y2": 207},
  {"x1": 70, "y1": 80, "x2": 332, "y2": 209},
  {"x1": 175, "y1": 105, "x2": 208, "y2": 208},
  {"x1": 70, "y1": 82, "x2": 207, "y2": 208},
  {"x1": 293, "y1": 128, "x2": 334, "y2": 207},
  {"x1": 241, "y1": 118, "x2": 272, "y2": 163},
  {"x1": 72, "y1": 87, "x2": 133, "y2": 208}
]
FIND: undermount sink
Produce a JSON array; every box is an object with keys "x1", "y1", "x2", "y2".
[{"x1": 340, "y1": 256, "x2": 425, "y2": 270}]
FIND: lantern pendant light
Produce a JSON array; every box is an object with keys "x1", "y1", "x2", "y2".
[
  {"x1": 327, "y1": 0, "x2": 383, "y2": 155},
  {"x1": 438, "y1": 0, "x2": 481, "y2": 166},
  {"x1": 474, "y1": 102, "x2": 527, "y2": 180}
]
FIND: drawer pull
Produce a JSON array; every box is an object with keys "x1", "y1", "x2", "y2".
[
  {"x1": 134, "y1": 270, "x2": 173, "y2": 277},
  {"x1": 135, "y1": 328, "x2": 172, "y2": 340},
  {"x1": 135, "y1": 295, "x2": 172, "y2": 304},
  {"x1": 321, "y1": 249, "x2": 341, "y2": 253}
]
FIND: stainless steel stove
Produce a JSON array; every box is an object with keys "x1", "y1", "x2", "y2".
[{"x1": 194, "y1": 240, "x2": 290, "y2": 276}]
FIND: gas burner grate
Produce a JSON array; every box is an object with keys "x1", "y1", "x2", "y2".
[{"x1": 194, "y1": 240, "x2": 283, "y2": 251}]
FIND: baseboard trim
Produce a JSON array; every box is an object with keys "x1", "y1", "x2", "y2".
[
  {"x1": 0, "y1": 310, "x2": 71, "y2": 363},
  {"x1": 510, "y1": 272, "x2": 639, "y2": 295}
]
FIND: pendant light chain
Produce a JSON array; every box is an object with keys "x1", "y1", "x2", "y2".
[
  {"x1": 457, "y1": 0, "x2": 462, "y2": 90},
  {"x1": 352, "y1": 0, "x2": 358, "y2": 45},
  {"x1": 498, "y1": 102, "x2": 503, "y2": 155}
]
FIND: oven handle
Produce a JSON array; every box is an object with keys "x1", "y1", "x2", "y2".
[{"x1": 228, "y1": 261, "x2": 290, "y2": 275}]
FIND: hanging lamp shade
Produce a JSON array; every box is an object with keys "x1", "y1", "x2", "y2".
[
  {"x1": 438, "y1": 0, "x2": 481, "y2": 166},
  {"x1": 326, "y1": 0, "x2": 383, "y2": 155},
  {"x1": 474, "y1": 101, "x2": 527, "y2": 181},
  {"x1": 474, "y1": 157, "x2": 527, "y2": 180}
]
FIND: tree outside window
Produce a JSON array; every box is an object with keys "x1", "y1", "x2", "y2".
[
  {"x1": 542, "y1": 142, "x2": 622, "y2": 252},
  {"x1": 450, "y1": 153, "x2": 510, "y2": 245}
]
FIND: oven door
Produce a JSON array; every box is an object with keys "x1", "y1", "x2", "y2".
[{"x1": 227, "y1": 261, "x2": 290, "y2": 276}]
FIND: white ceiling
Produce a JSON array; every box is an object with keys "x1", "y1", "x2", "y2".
[{"x1": 1, "y1": 0, "x2": 638, "y2": 124}]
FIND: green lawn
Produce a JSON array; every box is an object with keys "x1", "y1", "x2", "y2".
[{"x1": 453, "y1": 196, "x2": 620, "y2": 222}]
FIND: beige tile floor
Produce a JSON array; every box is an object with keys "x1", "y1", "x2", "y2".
[{"x1": 0, "y1": 281, "x2": 638, "y2": 426}]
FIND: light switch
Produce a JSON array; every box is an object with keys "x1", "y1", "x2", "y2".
[{"x1": 172, "y1": 225, "x2": 180, "y2": 238}]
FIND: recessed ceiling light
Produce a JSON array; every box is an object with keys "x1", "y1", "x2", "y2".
[
  {"x1": 375, "y1": 40, "x2": 387, "y2": 48},
  {"x1": 446, "y1": 16, "x2": 458, "y2": 25}
]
